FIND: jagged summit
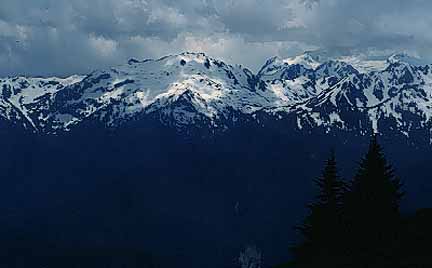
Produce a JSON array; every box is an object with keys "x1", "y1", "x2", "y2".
[
  {"x1": 0, "y1": 75, "x2": 84, "y2": 131},
  {"x1": 387, "y1": 53, "x2": 427, "y2": 66},
  {"x1": 262, "y1": 51, "x2": 429, "y2": 74},
  {"x1": 280, "y1": 52, "x2": 323, "y2": 70}
]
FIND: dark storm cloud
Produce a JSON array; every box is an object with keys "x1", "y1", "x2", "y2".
[
  {"x1": 0, "y1": 0, "x2": 432, "y2": 76},
  {"x1": 303, "y1": 0, "x2": 432, "y2": 52}
]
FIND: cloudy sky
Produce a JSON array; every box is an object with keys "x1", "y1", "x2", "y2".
[{"x1": 1, "y1": 0, "x2": 431, "y2": 77}]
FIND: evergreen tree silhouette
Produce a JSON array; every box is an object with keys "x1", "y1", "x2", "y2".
[
  {"x1": 293, "y1": 151, "x2": 346, "y2": 268},
  {"x1": 342, "y1": 135, "x2": 404, "y2": 267}
]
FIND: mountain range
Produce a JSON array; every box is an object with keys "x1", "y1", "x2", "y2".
[
  {"x1": 2, "y1": 51, "x2": 432, "y2": 143},
  {"x1": 2, "y1": 51, "x2": 432, "y2": 268}
]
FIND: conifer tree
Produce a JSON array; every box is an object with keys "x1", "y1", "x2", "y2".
[
  {"x1": 293, "y1": 151, "x2": 345, "y2": 267},
  {"x1": 343, "y1": 135, "x2": 404, "y2": 267}
]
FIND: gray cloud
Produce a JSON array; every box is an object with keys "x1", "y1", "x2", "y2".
[{"x1": 0, "y1": 0, "x2": 432, "y2": 76}]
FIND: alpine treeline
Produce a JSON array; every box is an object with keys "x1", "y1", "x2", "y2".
[{"x1": 292, "y1": 136, "x2": 432, "y2": 268}]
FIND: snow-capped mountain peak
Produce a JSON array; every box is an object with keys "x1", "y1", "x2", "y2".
[
  {"x1": 0, "y1": 75, "x2": 84, "y2": 130},
  {"x1": 282, "y1": 51, "x2": 323, "y2": 70},
  {"x1": 30, "y1": 52, "x2": 278, "y2": 132},
  {"x1": 268, "y1": 51, "x2": 429, "y2": 74},
  {"x1": 387, "y1": 53, "x2": 427, "y2": 67}
]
